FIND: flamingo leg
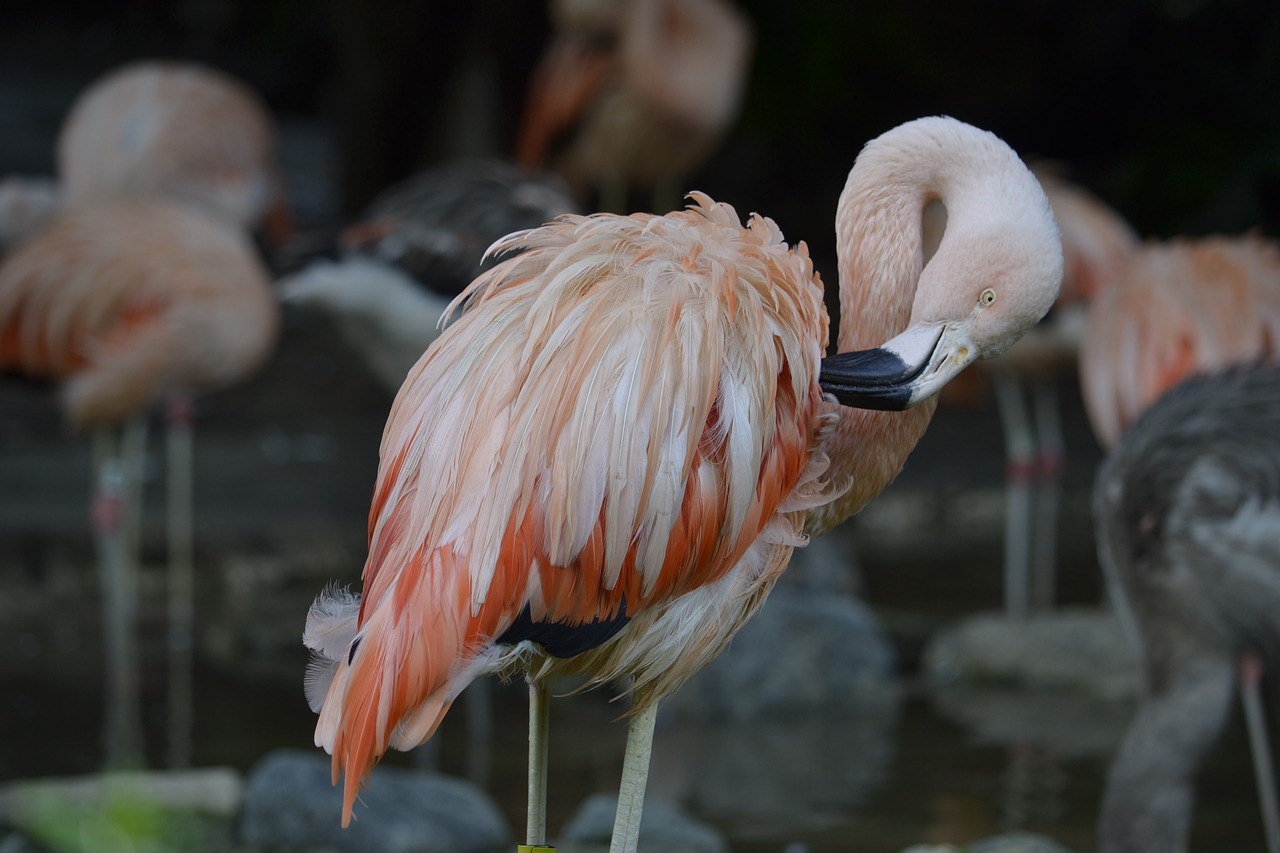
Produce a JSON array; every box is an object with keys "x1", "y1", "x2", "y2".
[
  {"x1": 165, "y1": 392, "x2": 195, "y2": 768},
  {"x1": 993, "y1": 374, "x2": 1035, "y2": 618},
  {"x1": 609, "y1": 701, "x2": 658, "y2": 853},
  {"x1": 1239, "y1": 654, "x2": 1280, "y2": 853},
  {"x1": 120, "y1": 414, "x2": 149, "y2": 568},
  {"x1": 93, "y1": 423, "x2": 144, "y2": 770},
  {"x1": 1030, "y1": 380, "x2": 1063, "y2": 610},
  {"x1": 526, "y1": 678, "x2": 552, "y2": 849}
]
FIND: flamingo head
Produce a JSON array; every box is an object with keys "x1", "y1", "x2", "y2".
[{"x1": 820, "y1": 126, "x2": 1064, "y2": 411}]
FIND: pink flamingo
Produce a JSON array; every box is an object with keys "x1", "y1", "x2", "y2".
[
  {"x1": 57, "y1": 60, "x2": 292, "y2": 242},
  {"x1": 303, "y1": 116, "x2": 1064, "y2": 851},
  {"x1": 516, "y1": 0, "x2": 753, "y2": 213},
  {"x1": 0, "y1": 199, "x2": 279, "y2": 768}
]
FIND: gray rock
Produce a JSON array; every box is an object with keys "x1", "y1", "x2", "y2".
[
  {"x1": 921, "y1": 607, "x2": 1140, "y2": 701},
  {"x1": 239, "y1": 749, "x2": 510, "y2": 853},
  {"x1": 665, "y1": 584, "x2": 898, "y2": 722},
  {"x1": 0, "y1": 827, "x2": 50, "y2": 853},
  {"x1": 928, "y1": 681, "x2": 1133, "y2": 759},
  {"x1": 557, "y1": 794, "x2": 726, "y2": 853},
  {"x1": 649, "y1": 703, "x2": 898, "y2": 842},
  {"x1": 778, "y1": 529, "x2": 862, "y2": 595},
  {"x1": 969, "y1": 831, "x2": 1077, "y2": 852}
]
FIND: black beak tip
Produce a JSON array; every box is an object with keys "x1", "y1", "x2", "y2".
[{"x1": 818, "y1": 348, "x2": 917, "y2": 411}]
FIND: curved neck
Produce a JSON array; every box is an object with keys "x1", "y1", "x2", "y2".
[{"x1": 805, "y1": 147, "x2": 944, "y2": 535}]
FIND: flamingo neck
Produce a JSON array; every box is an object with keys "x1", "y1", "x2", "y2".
[{"x1": 804, "y1": 144, "x2": 949, "y2": 535}]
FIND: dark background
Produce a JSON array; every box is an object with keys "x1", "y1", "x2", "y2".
[{"x1": 3, "y1": 0, "x2": 1279, "y2": 281}]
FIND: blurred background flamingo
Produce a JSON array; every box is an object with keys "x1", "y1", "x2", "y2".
[
  {"x1": 57, "y1": 60, "x2": 292, "y2": 244},
  {"x1": 1078, "y1": 233, "x2": 1280, "y2": 853},
  {"x1": 516, "y1": 0, "x2": 753, "y2": 213},
  {"x1": 279, "y1": 159, "x2": 579, "y2": 393},
  {"x1": 1093, "y1": 364, "x2": 1280, "y2": 853},
  {"x1": 1081, "y1": 235, "x2": 1280, "y2": 450},
  {"x1": 0, "y1": 58, "x2": 287, "y2": 773},
  {"x1": 0, "y1": 199, "x2": 279, "y2": 769}
]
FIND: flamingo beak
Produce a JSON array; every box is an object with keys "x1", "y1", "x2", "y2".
[{"x1": 819, "y1": 321, "x2": 978, "y2": 410}]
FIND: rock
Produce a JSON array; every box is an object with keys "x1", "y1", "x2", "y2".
[
  {"x1": 928, "y1": 682, "x2": 1133, "y2": 759},
  {"x1": 921, "y1": 606, "x2": 1140, "y2": 701},
  {"x1": 0, "y1": 825, "x2": 49, "y2": 853},
  {"x1": 557, "y1": 794, "x2": 726, "y2": 853},
  {"x1": 238, "y1": 749, "x2": 511, "y2": 853},
  {"x1": 665, "y1": 584, "x2": 898, "y2": 722},
  {"x1": 649, "y1": 702, "x2": 898, "y2": 843},
  {"x1": 778, "y1": 529, "x2": 862, "y2": 595}
]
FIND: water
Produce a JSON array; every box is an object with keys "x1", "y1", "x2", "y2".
[{"x1": 2, "y1": 647, "x2": 1274, "y2": 851}]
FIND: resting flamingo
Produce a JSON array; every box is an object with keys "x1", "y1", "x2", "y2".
[
  {"x1": 303, "y1": 116, "x2": 1064, "y2": 852},
  {"x1": 516, "y1": 0, "x2": 753, "y2": 213},
  {"x1": 1094, "y1": 364, "x2": 1280, "y2": 853},
  {"x1": 56, "y1": 60, "x2": 291, "y2": 242},
  {"x1": 1081, "y1": 235, "x2": 1280, "y2": 853},
  {"x1": 981, "y1": 168, "x2": 1138, "y2": 615},
  {"x1": 0, "y1": 199, "x2": 279, "y2": 768},
  {"x1": 1080, "y1": 234, "x2": 1280, "y2": 449}
]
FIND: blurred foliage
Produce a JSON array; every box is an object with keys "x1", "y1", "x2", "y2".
[{"x1": 7, "y1": 781, "x2": 232, "y2": 853}]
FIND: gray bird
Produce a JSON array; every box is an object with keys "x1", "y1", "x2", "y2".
[
  {"x1": 1094, "y1": 362, "x2": 1280, "y2": 853},
  {"x1": 279, "y1": 159, "x2": 579, "y2": 391}
]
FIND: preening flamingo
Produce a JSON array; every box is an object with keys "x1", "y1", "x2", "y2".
[
  {"x1": 516, "y1": 0, "x2": 753, "y2": 213},
  {"x1": 303, "y1": 116, "x2": 1064, "y2": 851},
  {"x1": 280, "y1": 159, "x2": 579, "y2": 392},
  {"x1": 1093, "y1": 364, "x2": 1280, "y2": 853},
  {"x1": 1080, "y1": 234, "x2": 1280, "y2": 450},
  {"x1": 981, "y1": 169, "x2": 1138, "y2": 615},
  {"x1": 56, "y1": 60, "x2": 291, "y2": 242},
  {"x1": 0, "y1": 199, "x2": 279, "y2": 768}
]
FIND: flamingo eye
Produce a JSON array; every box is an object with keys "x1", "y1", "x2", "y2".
[{"x1": 979, "y1": 288, "x2": 997, "y2": 307}]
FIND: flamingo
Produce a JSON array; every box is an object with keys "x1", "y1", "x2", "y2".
[
  {"x1": 980, "y1": 168, "x2": 1138, "y2": 615},
  {"x1": 56, "y1": 60, "x2": 292, "y2": 243},
  {"x1": 1080, "y1": 234, "x2": 1280, "y2": 450},
  {"x1": 516, "y1": 0, "x2": 753, "y2": 213},
  {"x1": 37, "y1": 59, "x2": 288, "y2": 767},
  {"x1": 1093, "y1": 364, "x2": 1280, "y2": 853},
  {"x1": 279, "y1": 159, "x2": 579, "y2": 392},
  {"x1": 302, "y1": 116, "x2": 1064, "y2": 851},
  {"x1": 0, "y1": 199, "x2": 279, "y2": 769}
]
